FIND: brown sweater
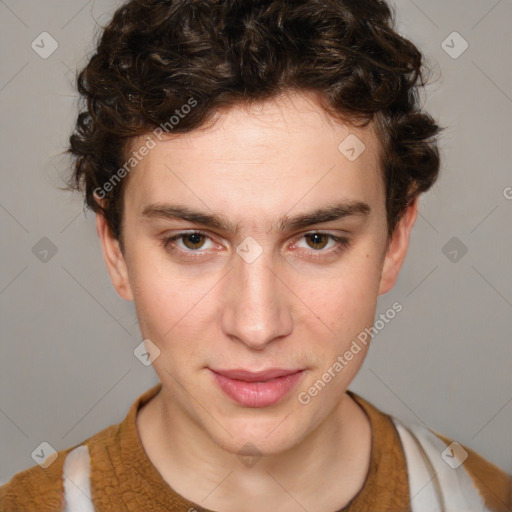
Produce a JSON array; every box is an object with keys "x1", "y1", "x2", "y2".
[{"x1": 1, "y1": 383, "x2": 511, "y2": 511}]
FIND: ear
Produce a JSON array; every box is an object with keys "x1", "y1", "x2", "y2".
[
  {"x1": 378, "y1": 197, "x2": 419, "y2": 296},
  {"x1": 96, "y1": 213, "x2": 134, "y2": 301}
]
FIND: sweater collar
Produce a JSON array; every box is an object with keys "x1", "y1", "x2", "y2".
[{"x1": 114, "y1": 382, "x2": 408, "y2": 511}]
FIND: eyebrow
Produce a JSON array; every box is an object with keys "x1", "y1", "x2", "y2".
[{"x1": 140, "y1": 200, "x2": 371, "y2": 233}]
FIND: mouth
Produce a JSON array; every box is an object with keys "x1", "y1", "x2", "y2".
[{"x1": 208, "y1": 367, "x2": 306, "y2": 408}]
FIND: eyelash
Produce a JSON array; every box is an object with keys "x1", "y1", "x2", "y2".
[{"x1": 159, "y1": 230, "x2": 351, "y2": 260}]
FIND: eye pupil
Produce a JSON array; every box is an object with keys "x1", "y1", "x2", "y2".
[
  {"x1": 306, "y1": 233, "x2": 328, "y2": 250},
  {"x1": 184, "y1": 233, "x2": 205, "y2": 249}
]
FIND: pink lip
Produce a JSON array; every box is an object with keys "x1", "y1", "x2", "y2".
[{"x1": 209, "y1": 368, "x2": 305, "y2": 408}]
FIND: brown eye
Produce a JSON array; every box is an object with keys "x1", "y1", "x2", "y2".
[
  {"x1": 304, "y1": 233, "x2": 329, "y2": 250},
  {"x1": 294, "y1": 232, "x2": 351, "y2": 259},
  {"x1": 181, "y1": 232, "x2": 207, "y2": 250},
  {"x1": 160, "y1": 230, "x2": 217, "y2": 258}
]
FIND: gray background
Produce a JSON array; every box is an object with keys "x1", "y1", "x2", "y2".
[{"x1": 1, "y1": 0, "x2": 511, "y2": 485}]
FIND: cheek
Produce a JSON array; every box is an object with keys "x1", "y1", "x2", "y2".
[
  {"x1": 300, "y1": 250, "x2": 382, "y2": 336},
  {"x1": 129, "y1": 257, "x2": 221, "y2": 363},
  {"x1": 297, "y1": 265, "x2": 379, "y2": 400},
  {"x1": 128, "y1": 259, "x2": 194, "y2": 338}
]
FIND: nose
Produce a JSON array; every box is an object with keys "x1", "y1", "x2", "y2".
[{"x1": 221, "y1": 249, "x2": 293, "y2": 350}]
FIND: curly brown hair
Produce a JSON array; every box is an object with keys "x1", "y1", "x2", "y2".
[{"x1": 67, "y1": 0, "x2": 441, "y2": 248}]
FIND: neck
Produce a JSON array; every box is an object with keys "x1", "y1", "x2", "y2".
[{"x1": 136, "y1": 389, "x2": 371, "y2": 512}]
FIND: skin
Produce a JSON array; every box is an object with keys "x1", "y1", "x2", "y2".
[{"x1": 96, "y1": 90, "x2": 418, "y2": 512}]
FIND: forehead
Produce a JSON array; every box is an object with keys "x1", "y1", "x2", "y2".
[{"x1": 123, "y1": 91, "x2": 385, "y2": 227}]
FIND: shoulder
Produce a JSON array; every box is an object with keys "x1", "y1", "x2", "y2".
[
  {"x1": 0, "y1": 385, "x2": 159, "y2": 511},
  {"x1": 434, "y1": 430, "x2": 512, "y2": 512},
  {"x1": 392, "y1": 417, "x2": 511, "y2": 512},
  {"x1": 0, "y1": 424, "x2": 118, "y2": 512},
  {"x1": 0, "y1": 443, "x2": 74, "y2": 512}
]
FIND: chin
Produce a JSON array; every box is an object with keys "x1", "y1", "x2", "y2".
[{"x1": 206, "y1": 417, "x2": 307, "y2": 458}]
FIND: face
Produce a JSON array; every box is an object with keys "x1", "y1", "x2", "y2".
[{"x1": 97, "y1": 90, "x2": 417, "y2": 456}]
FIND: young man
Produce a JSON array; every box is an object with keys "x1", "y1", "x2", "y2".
[{"x1": 1, "y1": 0, "x2": 510, "y2": 511}]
